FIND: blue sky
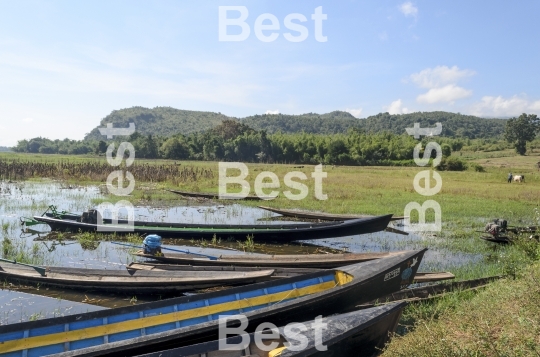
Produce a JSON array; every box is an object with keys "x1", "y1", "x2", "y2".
[{"x1": 1, "y1": 0, "x2": 539, "y2": 146}]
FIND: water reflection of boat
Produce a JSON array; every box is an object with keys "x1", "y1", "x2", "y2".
[
  {"x1": 0, "y1": 250, "x2": 426, "y2": 357},
  {"x1": 0, "y1": 264, "x2": 275, "y2": 294},
  {"x1": 135, "y1": 302, "x2": 407, "y2": 357},
  {"x1": 31, "y1": 214, "x2": 393, "y2": 242}
]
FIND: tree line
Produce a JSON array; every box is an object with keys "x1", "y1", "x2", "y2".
[{"x1": 12, "y1": 120, "x2": 486, "y2": 165}]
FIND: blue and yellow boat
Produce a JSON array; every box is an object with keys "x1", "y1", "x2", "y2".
[{"x1": 0, "y1": 249, "x2": 426, "y2": 357}]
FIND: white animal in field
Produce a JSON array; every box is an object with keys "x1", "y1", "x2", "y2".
[{"x1": 513, "y1": 175, "x2": 525, "y2": 183}]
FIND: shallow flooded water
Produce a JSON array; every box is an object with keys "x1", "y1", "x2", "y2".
[
  {"x1": 0, "y1": 180, "x2": 482, "y2": 321},
  {"x1": 0, "y1": 289, "x2": 104, "y2": 325}
]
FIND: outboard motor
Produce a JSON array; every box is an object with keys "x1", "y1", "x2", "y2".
[
  {"x1": 143, "y1": 234, "x2": 162, "y2": 255},
  {"x1": 493, "y1": 219, "x2": 508, "y2": 231}
]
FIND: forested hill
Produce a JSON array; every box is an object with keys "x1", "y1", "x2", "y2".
[
  {"x1": 362, "y1": 112, "x2": 507, "y2": 139},
  {"x1": 241, "y1": 111, "x2": 362, "y2": 134},
  {"x1": 84, "y1": 107, "x2": 231, "y2": 140},
  {"x1": 0, "y1": 146, "x2": 11, "y2": 152},
  {"x1": 84, "y1": 106, "x2": 507, "y2": 140}
]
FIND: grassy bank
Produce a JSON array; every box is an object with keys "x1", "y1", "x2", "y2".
[{"x1": 384, "y1": 258, "x2": 540, "y2": 356}]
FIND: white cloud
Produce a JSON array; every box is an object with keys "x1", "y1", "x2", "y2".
[
  {"x1": 385, "y1": 99, "x2": 409, "y2": 115},
  {"x1": 409, "y1": 66, "x2": 475, "y2": 89},
  {"x1": 400, "y1": 2, "x2": 418, "y2": 17},
  {"x1": 345, "y1": 108, "x2": 363, "y2": 118},
  {"x1": 417, "y1": 85, "x2": 472, "y2": 104},
  {"x1": 265, "y1": 110, "x2": 279, "y2": 115},
  {"x1": 470, "y1": 95, "x2": 540, "y2": 117},
  {"x1": 22, "y1": 118, "x2": 34, "y2": 122},
  {"x1": 408, "y1": 65, "x2": 475, "y2": 104},
  {"x1": 378, "y1": 32, "x2": 388, "y2": 41}
]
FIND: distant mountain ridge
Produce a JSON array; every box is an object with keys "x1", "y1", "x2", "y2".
[
  {"x1": 84, "y1": 107, "x2": 230, "y2": 141},
  {"x1": 84, "y1": 106, "x2": 507, "y2": 140}
]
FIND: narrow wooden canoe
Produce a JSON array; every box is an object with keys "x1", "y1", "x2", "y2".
[
  {"x1": 357, "y1": 276, "x2": 502, "y2": 309},
  {"x1": 168, "y1": 189, "x2": 269, "y2": 201},
  {"x1": 1, "y1": 249, "x2": 427, "y2": 357},
  {"x1": 413, "y1": 271, "x2": 455, "y2": 283},
  {"x1": 480, "y1": 235, "x2": 512, "y2": 244},
  {"x1": 127, "y1": 262, "x2": 323, "y2": 279},
  {"x1": 258, "y1": 205, "x2": 406, "y2": 221},
  {"x1": 32, "y1": 214, "x2": 393, "y2": 242},
  {"x1": 129, "y1": 262, "x2": 454, "y2": 283},
  {"x1": 135, "y1": 302, "x2": 407, "y2": 357},
  {"x1": 135, "y1": 250, "x2": 407, "y2": 269},
  {"x1": 0, "y1": 264, "x2": 275, "y2": 294}
]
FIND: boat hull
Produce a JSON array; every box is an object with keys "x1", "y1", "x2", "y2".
[
  {"x1": 0, "y1": 249, "x2": 426, "y2": 357},
  {"x1": 135, "y1": 251, "x2": 405, "y2": 269},
  {"x1": 33, "y1": 214, "x2": 393, "y2": 242},
  {"x1": 0, "y1": 264, "x2": 275, "y2": 294},
  {"x1": 135, "y1": 302, "x2": 406, "y2": 357}
]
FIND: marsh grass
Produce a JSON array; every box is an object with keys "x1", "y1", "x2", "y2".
[
  {"x1": 237, "y1": 234, "x2": 255, "y2": 252},
  {"x1": 384, "y1": 261, "x2": 540, "y2": 357},
  {"x1": 1, "y1": 236, "x2": 46, "y2": 265}
]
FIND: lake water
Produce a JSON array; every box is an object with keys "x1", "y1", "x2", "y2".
[{"x1": 0, "y1": 180, "x2": 480, "y2": 322}]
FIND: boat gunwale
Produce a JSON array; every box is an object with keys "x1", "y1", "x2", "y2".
[
  {"x1": 0, "y1": 264, "x2": 276, "y2": 282},
  {"x1": 37, "y1": 215, "x2": 392, "y2": 232},
  {"x1": 0, "y1": 268, "x2": 337, "y2": 334}
]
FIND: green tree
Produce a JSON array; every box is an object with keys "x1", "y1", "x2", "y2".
[
  {"x1": 441, "y1": 144, "x2": 452, "y2": 158},
  {"x1": 504, "y1": 113, "x2": 539, "y2": 155},
  {"x1": 96, "y1": 141, "x2": 108, "y2": 154}
]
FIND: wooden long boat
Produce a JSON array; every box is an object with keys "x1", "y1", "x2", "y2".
[
  {"x1": 0, "y1": 264, "x2": 275, "y2": 294},
  {"x1": 134, "y1": 302, "x2": 407, "y2": 357},
  {"x1": 134, "y1": 250, "x2": 407, "y2": 269},
  {"x1": 32, "y1": 214, "x2": 393, "y2": 242},
  {"x1": 357, "y1": 276, "x2": 502, "y2": 309},
  {"x1": 413, "y1": 271, "x2": 455, "y2": 283},
  {"x1": 168, "y1": 189, "x2": 268, "y2": 201},
  {"x1": 0, "y1": 249, "x2": 427, "y2": 357},
  {"x1": 258, "y1": 205, "x2": 406, "y2": 222},
  {"x1": 129, "y1": 262, "x2": 455, "y2": 283},
  {"x1": 480, "y1": 235, "x2": 512, "y2": 244},
  {"x1": 127, "y1": 262, "x2": 323, "y2": 279}
]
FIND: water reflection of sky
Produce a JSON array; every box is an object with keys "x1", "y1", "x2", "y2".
[
  {"x1": 0, "y1": 181, "x2": 481, "y2": 321},
  {"x1": 0, "y1": 289, "x2": 104, "y2": 325}
]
